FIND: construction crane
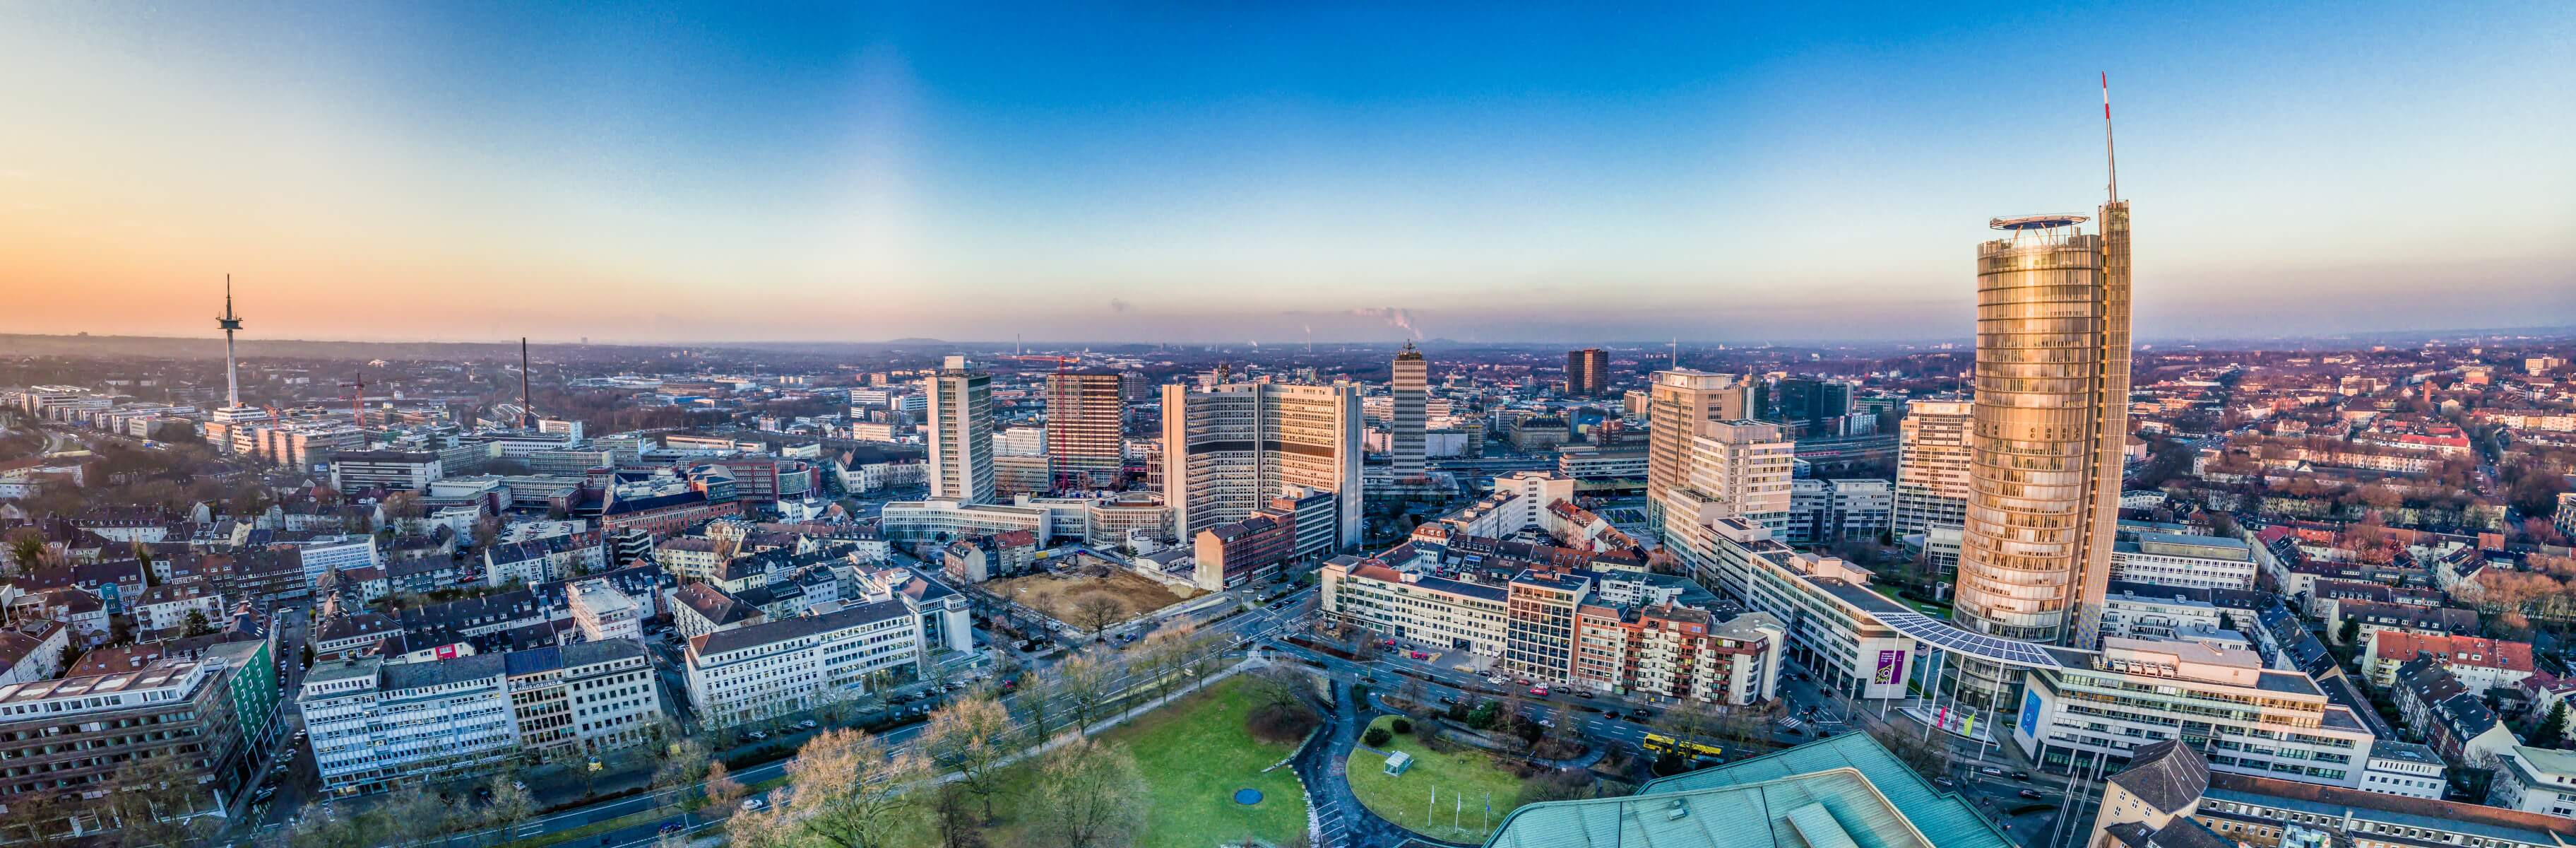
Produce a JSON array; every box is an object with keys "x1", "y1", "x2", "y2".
[{"x1": 338, "y1": 371, "x2": 368, "y2": 425}]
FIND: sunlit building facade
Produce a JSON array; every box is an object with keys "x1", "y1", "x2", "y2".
[{"x1": 1952, "y1": 202, "x2": 2133, "y2": 708}]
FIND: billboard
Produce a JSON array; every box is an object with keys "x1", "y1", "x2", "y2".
[
  {"x1": 2019, "y1": 688, "x2": 2043, "y2": 738},
  {"x1": 1872, "y1": 649, "x2": 1906, "y2": 685}
]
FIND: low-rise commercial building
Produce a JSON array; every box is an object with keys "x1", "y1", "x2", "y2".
[
  {"x1": 2014, "y1": 636, "x2": 2376, "y2": 789},
  {"x1": 503, "y1": 640, "x2": 662, "y2": 755}
]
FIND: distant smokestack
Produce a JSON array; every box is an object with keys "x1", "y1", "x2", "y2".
[{"x1": 520, "y1": 337, "x2": 533, "y2": 428}]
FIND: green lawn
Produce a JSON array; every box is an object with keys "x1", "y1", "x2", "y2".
[
  {"x1": 958, "y1": 675, "x2": 1310, "y2": 848},
  {"x1": 1344, "y1": 715, "x2": 1526, "y2": 844}
]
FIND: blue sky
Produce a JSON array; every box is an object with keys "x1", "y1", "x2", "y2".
[{"x1": 1, "y1": 2, "x2": 2568, "y2": 343}]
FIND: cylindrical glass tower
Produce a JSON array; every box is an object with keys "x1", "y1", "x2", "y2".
[{"x1": 1949, "y1": 213, "x2": 2123, "y2": 707}]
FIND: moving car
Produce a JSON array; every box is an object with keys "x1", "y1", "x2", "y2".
[{"x1": 742, "y1": 797, "x2": 768, "y2": 812}]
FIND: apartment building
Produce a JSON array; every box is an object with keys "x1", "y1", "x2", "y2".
[
  {"x1": 683, "y1": 598, "x2": 922, "y2": 726},
  {"x1": 1571, "y1": 602, "x2": 1784, "y2": 705},
  {"x1": 2366, "y1": 631, "x2": 2534, "y2": 690},
  {"x1": 2087, "y1": 741, "x2": 2576, "y2": 848},
  {"x1": 1318, "y1": 555, "x2": 1509, "y2": 657}
]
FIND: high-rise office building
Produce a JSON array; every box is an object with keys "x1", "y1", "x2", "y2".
[
  {"x1": 1391, "y1": 343, "x2": 1427, "y2": 479},
  {"x1": 1646, "y1": 370, "x2": 1755, "y2": 531},
  {"x1": 1770, "y1": 376, "x2": 1853, "y2": 435},
  {"x1": 925, "y1": 355, "x2": 994, "y2": 505},
  {"x1": 1161, "y1": 381, "x2": 1363, "y2": 551},
  {"x1": 1567, "y1": 348, "x2": 1609, "y2": 396},
  {"x1": 1950, "y1": 201, "x2": 2133, "y2": 707},
  {"x1": 1894, "y1": 399, "x2": 1974, "y2": 570},
  {"x1": 1046, "y1": 370, "x2": 1124, "y2": 490}
]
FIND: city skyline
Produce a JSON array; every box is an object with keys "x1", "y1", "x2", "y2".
[{"x1": 1, "y1": 4, "x2": 2569, "y2": 345}]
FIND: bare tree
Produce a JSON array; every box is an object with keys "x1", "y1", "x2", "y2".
[
  {"x1": 780, "y1": 727, "x2": 928, "y2": 848},
  {"x1": 1071, "y1": 592, "x2": 1127, "y2": 638},
  {"x1": 725, "y1": 794, "x2": 795, "y2": 848},
  {"x1": 1056, "y1": 650, "x2": 1118, "y2": 736},
  {"x1": 0, "y1": 791, "x2": 77, "y2": 847},
  {"x1": 921, "y1": 693, "x2": 1018, "y2": 820},
  {"x1": 483, "y1": 774, "x2": 538, "y2": 842},
  {"x1": 379, "y1": 783, "x2": 449, "y2": 847},
  {"x1": 1132, "y1": 622, "x2": 1198, "y2": 702},
  {"x1": 704, "y1": 760, "x2": 747, "y2": 813},
  {"x1": 650, "y1": 738, "x2": 712, "y2": 814},
  {"x1": 1016, "y1": 671, "x2": 1062, "y2": 742},
  {"x1": 933, "y1": 783, "x2": 991, "y2": 848},
  {"x1": 1030, "y1": 735, "x2": 1147, "y2": 848}
]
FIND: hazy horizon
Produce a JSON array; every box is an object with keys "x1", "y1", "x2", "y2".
[{"x1": 3, "y1": 4, "x2": 2570, "y2": 345}]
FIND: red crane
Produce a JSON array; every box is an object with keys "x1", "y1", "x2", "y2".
[{"x1": 338, "y1": 372, "x2": 367, "y2": 425}]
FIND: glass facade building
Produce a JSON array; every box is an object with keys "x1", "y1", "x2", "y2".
[{"x1": 1952, "y1": 202, "x2": 2133, "y2": 707}]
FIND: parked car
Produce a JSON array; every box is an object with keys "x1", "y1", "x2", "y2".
[
  {"x1": 744, "y1": 731, "x2": 768, "y2": 741},
  {"x1": 2011, "y1": 771, "x2": 2032, "y2": 782},
  {"x1": 2018, "y1": 789, "x2": 2045, "y2": 801},
  {"x1": 661, "y1": 823, "x2": 688, "y2": 835},
  {"x1": 1574, "y1": 690, "x2": 1594, "y2": 699},
  {"x1": 795, "y1": 719, "x2": 819, "y2": 730},
  {"x1": 1933, "y1": 776, "x2": 1958, "y2": 788},
  {"x1": 1978, "y1": 766, "x2": 2007, "y2": 777},
  {"x1": 1408, "y1": 650, "x2": 1430, "y2": 660},
  {"x1": 1529, "y1": 685, "x2": 1549, "y2": 697},
  {"x1": 1438, "y1": 695, "x2": 1460, "y2": 706}
]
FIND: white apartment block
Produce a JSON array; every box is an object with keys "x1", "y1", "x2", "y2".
[
  {"x1": 568, "y1": 580, "x2": 644, "y2": 643},
  {"x1": 684, "y1": 598, "x2": 922, "y2": 726},
  {"x1": 1319, "y1": 555, "x2": 1509, "y2": 657},
  {"x1": 1661, "y1": 419, "x2": 1794, "y2": 534},
  {"x1": 2014, "y1": 637, "x2": 2376, "y2": 789},
  {"x1": 294, "y1": 534, "x2": 381, "y2": 591},
  {"x1": 300, "y1": 654, "x2": 519, "y2": 794}
]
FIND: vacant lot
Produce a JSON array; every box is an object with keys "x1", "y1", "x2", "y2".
[{"x1": 990, "y1": 566, "x2": 1197, "y2": 630}]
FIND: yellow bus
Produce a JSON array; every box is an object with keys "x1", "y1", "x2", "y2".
[{"x1": 1642, "y1": 734, "x2": 1723, "y2": 760}]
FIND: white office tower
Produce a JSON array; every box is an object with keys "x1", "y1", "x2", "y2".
[
  {"x1": 1658, "y1": 419, "x2": 1796, "y2": 567},
  {"x1": 1645, "y1": 369, "x2": 1755, "y2": 532},
  {"x1": 1894, "y1": 399, "x2": 1974, "y2": 570},
  {"x1": 1161, "y1": 381, "x2": 1363, "y2": 550},
  {"x1": 1390, "y1": 343, "x2": 1428, "y2": 479},
  {"x1": 925, "y1": 355, "x2": 994, "y2": 505}
]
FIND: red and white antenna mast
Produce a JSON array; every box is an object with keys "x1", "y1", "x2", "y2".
[{"x1": 2103, "y1": 71, "x2": 2119, "y2": 203}]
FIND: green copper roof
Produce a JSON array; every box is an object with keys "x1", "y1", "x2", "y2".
[{"x1": 1483, "y1": 733, "x2": 2014, "y2": 848}]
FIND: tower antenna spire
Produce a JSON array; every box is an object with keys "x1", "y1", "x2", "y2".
[{"x1": 2103, "y1": 71, "x2": 2119, "y2": 203}]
